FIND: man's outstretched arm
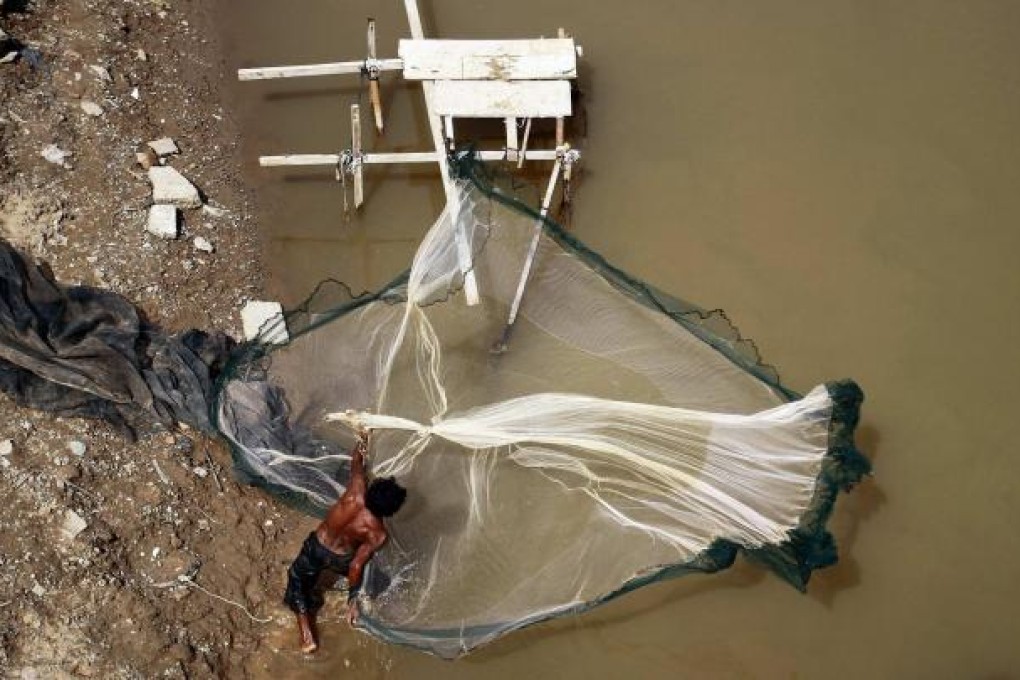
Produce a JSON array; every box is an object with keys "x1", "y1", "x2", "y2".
[{"x1": 347, "y1": 431, "x2": 370, "y2": 496}]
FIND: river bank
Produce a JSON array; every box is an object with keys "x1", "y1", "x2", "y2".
[{"x1": 0, "y1": 1, "x2": 312, "y2": 676}]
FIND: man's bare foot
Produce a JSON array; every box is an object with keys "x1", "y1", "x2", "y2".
[{"x1": 296, "y1": 612, "x2": 318, "y2": 654}]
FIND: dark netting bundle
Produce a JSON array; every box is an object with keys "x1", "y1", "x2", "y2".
[
  {"x1": 0, "y1": 240, "x2": 234, "y2": 437},
  {"x1": 213, "y1": 155, "x2": 870, "y2": 658}
]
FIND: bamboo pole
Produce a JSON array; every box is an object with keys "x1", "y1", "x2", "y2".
[
  {"x1": 366, "y1": 18, "x2": 385, "y2": 134},
  {"x1": 492, "y1": 151, "x2": 565, "y2": 352},
  {"x1": 351, "y1": 104, "x2": 364, "y2": 208}
]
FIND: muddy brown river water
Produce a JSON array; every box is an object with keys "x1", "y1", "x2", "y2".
[{"x1": 222, "y1": 1, "x2": 1020, "y2": 677}]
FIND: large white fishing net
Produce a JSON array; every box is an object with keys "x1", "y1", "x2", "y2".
[{"x1": 214, "y1": 161, "x2": 867, "y2": 657}]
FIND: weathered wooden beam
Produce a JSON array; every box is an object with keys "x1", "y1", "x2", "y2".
[
  {"x1": 351, "y1": 104, "x2": 364, "y2": 208},
  {"x1": 259, "y1": 149, "x2": 562, "y2": 167},
  {"x1": 432, "y1": 80, "x2": 571, "y2": 118},
  {"x1": 237, "y1": 58, "x2": 402, "y2": 81},
  {"x1": 399, "y1": 38, "x2": 577, "y2": 80},
  {"x1": 402, "y1": 0, "x2": 479, "y2": 306}
]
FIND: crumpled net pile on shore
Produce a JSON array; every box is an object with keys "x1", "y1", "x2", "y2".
[{"x1": 214, "y1": 157, "x2": 869, "y2": 658}]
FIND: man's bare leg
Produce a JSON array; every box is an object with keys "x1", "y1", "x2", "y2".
[{"x1": 296, "y1": 612, "x2": 318, "y2": 653}]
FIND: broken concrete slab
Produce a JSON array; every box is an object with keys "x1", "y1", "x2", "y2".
[
  {"x1": 148, "y1": 166, "x2": 201, "y2": 208},
  {"x1": 240, "y1": 300, "x2": 290, "y2": 344},
  {"x1": 146, "y1": 204, "x2": 179, "y2": 239},
  {"x1": 147, "y1": 137, "x2": 179, "y2": 157}
]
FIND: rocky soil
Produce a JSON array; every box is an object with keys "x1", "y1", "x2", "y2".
[{"x1": 0, "y1": 1, "x2": 313, "y2": 677}]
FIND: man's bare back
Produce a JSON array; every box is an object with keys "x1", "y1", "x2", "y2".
[{"x1": 283, "y1": 430, "x2": 407, "y2": 653}]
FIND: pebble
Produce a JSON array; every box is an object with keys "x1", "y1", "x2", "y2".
[
  {"x1": 136, "y1": 147, "x2": 158, "y2": 169},
  {"x1": 192, "y1": 466, "x2": 208, "y2": 478},
  {"x1": 88, "y1": 64, "x2": 112, "y2": 82},
  {"x1": 31, "y1": 584, "x2": 46, "y2": 597},
  {"x1": 80, "y1": 100, "x2": 104, "y2": 117},
  {"x1": 68, "y1": 440, "x2": 87, "y2": 457},
  {"x1": 0, "y1": 439, "x2": 13, "y2": 456},
  {"x1": 61, "y1": 509, "x2": 88, "y2": 541},
  {"x1": 193, "y1": 236, "x2": 214, "y2": 253},
  {"x1": 136, "y1": 48, "x2": 148, "y2": 61},
  {"x1": 41, "y1": 144, "x2": 71, "y2": 166}
]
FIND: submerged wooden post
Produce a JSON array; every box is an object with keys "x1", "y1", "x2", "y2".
[
  {"x1": 351, "y1": 104, "x2": 364, "y2": 208},
  {"x1": 366, "y1": 18, "x2": 385, "y2": 134},
  {"x1": 505, "y1": 117, "x2": 519, "y2": 162}
]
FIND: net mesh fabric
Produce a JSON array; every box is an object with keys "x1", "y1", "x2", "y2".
[{"x1": 213, "y1": 158, "x2": 868, "y2": 658}]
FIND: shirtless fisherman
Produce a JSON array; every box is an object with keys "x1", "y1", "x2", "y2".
[{"x1": 284, "y1": 429, "x2": 407, "y2": 653}]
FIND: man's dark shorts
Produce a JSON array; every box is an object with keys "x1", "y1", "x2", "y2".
[{"x1": 284, "y1": 532, "x2": 354, "y2": 615}]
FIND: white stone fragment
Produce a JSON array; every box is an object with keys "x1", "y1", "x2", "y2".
[
  {"x1": 192, "y1": 466, "x2": 208, "y2": 478},
  {"x1": 146, "y1": 204, "x2": 179, "y2": 239},
  {"x1": 80, "y1": 100, "x2": 103, "y2": 117},
  {"x1": 0, "y1": 51, "x2": 17, "y2": 65},
  {"x1": 148, "y1": 166, "x2": 201, "y2": 208},
  {"x1": 147, "y1": 137, "x2": 179, "y2": 157},
  {"x1": 88, "y1": 64, "x2": 112, "y2": 82},
  {"x1": 136, "y1": 48, "x2": 148, "y2": 61},
  {"x1": 60, "y1": 509, "x2": 88, "y2": 541},
  {"x1": 0, "y1": 439, "x2": 13, "y2": 456},
  {"x1": 192, "y1": 236, "x2": 214, "y2": 253},
  {"x1": 240, "y1": 300, "x2": 290, "y2": 344},
  {"x1": 41, "y1": 144, "x2": 71, "y2": 166},
  {"x1": 31, "y1": 584, "x2": 46, "y2": 597},
  {"x1": 130, "y1": 87, "x2": 140, "y2": 100},
  {"x1": 67, "y1": 440, "x2": 86, "y2": 457},
  {"x1": 201, "y1": 204, "x2": 228, "y2": 218}
]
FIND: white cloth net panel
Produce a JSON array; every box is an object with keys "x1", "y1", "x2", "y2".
[{"x1": 215, "y1": 172, "x2": 867, "y2": 658}]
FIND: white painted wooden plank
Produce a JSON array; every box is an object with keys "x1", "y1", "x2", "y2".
[
  {"x1": 259, "y1": 149, "x2": 561, "y2": 167},
  {"x1": 237, "y1": 58, "x2": 402, "y2": 81},
  {"x1": 399, "y1": 39, "x2": 576, "y2": 80},
  {"x1": 432, "y1": 80, "x2": 571, "y2": 118}
]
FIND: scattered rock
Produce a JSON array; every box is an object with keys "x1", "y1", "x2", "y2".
[
  {"x1": 193, "y1": 236, "x2": 214, "y2": 253},
  {"x1": 40, "y1": 144, "x2": 72, "y2": 167},
  {"x1": 31, "y1": 584, "x2": 46, "y2": 597},
  {"x1": 67, "y1": 440, "x2": 87, "y2": 457},
  {"x1": 148, "y1": 166, "x2": 201, "y2": 208},
  {"x1": 240, "y1": 300, "x2": 289, "y2": 343},
  {"x1": 148, "y1": 137, "x2": 179, "y2": 157},
  {"x1": 0, "y1": 439, "x2": 13, "y2": 456},
  {"x1": 136, "y1": 147, "x2": 158, "y2": 169},
  {"x1": 192, "y1": 466, "x2": 208, "y2": 478},
  {"x1": 60, "y1": 509, "x2": 88, "y2": 541},
  {"x1": 147, "y1": 204, "x2": 179, "y2": 239},
  {"x1": 88, "y1": 64, "x2": 112, "y2": 82},
  {"x1": 136, "y1": 48, "x2": 148, "y2": 61},
  {"x1": 80, "y1": 100, "x2": 104, "y2": 117},
  {"x1": 201, "y1": 204, "x2": 228, "y2": 218},
  {"x1": 130, "y1": 86, "x2": 140, "y2": 100},
  {"x1": 1, "y1": 51, "x2": 17, "y2": 65}
]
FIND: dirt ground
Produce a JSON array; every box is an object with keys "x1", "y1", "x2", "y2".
[{"x1": 0, "y1": 1, "x2": 315, "y2": 677}]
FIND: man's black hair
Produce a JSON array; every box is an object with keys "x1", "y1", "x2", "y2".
[{"x1": 365, "y1": 477, "x2": 407, "y2": 518}]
